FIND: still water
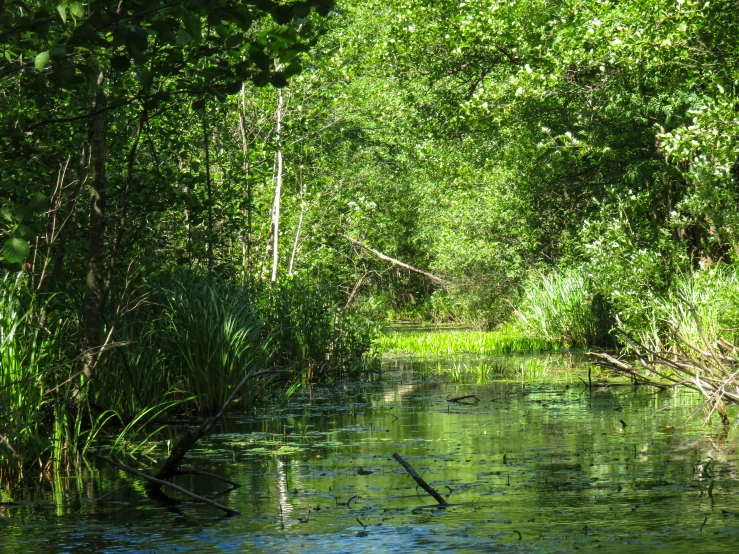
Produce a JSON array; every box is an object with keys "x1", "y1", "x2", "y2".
[{"x1": 3, "y1": 354, "x2": 739, "y2": 553}]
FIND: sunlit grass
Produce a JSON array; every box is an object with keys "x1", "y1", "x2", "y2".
[{"x1": 375, "y1": 325, "x2": 559, "y2": 356}]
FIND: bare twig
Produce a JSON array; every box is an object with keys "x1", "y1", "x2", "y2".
[{"x1": 392, "y1": 453, "x2": 448, "y2": 506}]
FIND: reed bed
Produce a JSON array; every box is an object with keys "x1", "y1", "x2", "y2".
[
  {"x1": 591, "y1": 266, "x2": 739, "y2": 425},
  {"x1": 376, "y1": 326, "x2": 556, "y2": 356},
  {"x1": 1, "y1": 271, "x2": 378, "y2": 480},
  {"x1": 514, "y1": 267, "x2": 614, "y2": 348}
]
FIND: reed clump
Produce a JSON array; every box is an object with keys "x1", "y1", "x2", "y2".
[
  {"x1": 590, "y1": 266, "x2": 739, "y2": 424},
  {"x1": 513, "y1": 267, "x2": 615, "y2": 348}
]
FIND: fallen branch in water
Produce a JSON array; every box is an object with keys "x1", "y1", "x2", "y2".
[
  {"x1": 172, "y1": 469, "x2": 241, "y2": 489},
  {"x1": 392, "y1": 453, "x2": 448, "y2": 506},
  {"x1": 98, "y1": 456, "x2": 239, "y2": 516},
  {"x1": 587, "y1": 302, "x2": 739, "y2": 425},
  {"x1": 151, "y1": 368, "x2": 281, "y2": 486},
  {"x1": 446, "y1": 394, "x2": 480, "y2": 404}
]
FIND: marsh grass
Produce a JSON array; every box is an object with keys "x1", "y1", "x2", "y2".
[
  {"x1": 376, "y1": 325, "x2": 555, "y2": 357},
  {"x1": 0, "y1": 272, "x2": 83, "y2": 474},
  {"x1": 2, "y1": 271, "x2": 378, "y2": 483},
  {"x1": 630, "y1": 266, "x2": 739, "y2": 352}
]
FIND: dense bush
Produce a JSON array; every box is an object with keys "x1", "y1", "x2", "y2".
[{"x1": 1, "y1": 270, "x2": 378, "y2": 471}]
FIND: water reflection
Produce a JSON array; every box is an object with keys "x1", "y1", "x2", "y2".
[{"x1": 3, "y1": 353, "x2": 739, "y2": 553}]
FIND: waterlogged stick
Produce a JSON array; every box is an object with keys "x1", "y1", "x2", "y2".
[
  {"x1": 99, "y1": 456, "x2": 239, "y2": 516},
  {"x1": 392, "y1": 453, "x2": 449, "y2": 506}
]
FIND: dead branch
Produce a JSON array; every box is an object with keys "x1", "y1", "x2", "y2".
[
  {"x1": 392, "y1": 453, "x2": 448, "y2": 506},
  {"x1": 446, "y1": 394, "x2": 480, "y2": 403},
  {"x1": 98, "y1": 456, "x2": 239, "y2": 516},
  {"x1": 151, "y1": 368, "x2": 281, "y2": 486},
  {"x1": 343, "y1": 235, "x2": 450, "y2": 286}
]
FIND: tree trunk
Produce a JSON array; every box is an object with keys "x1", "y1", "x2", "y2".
[
  {"x1": 81, "y1": 69, "x2": 108, "y2": 379},
  {"x1": 289, "y1": 165, "x2": 305, "y2": 275},
  {"x1": 238, "y1": 83, "x2": 253, "y2": 281},
  {"x1": 203, "y1": 101, "x2": 213, "y2": 274},
  {"x1": 270, "y1": 88, "x2": 284, "y2": 284}
]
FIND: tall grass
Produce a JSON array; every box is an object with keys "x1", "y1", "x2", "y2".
[
  {"x1": 99, "y1": 274, "x2": 378, "y2": 417},
  {"x1": 2, "y1": 270, "x2": 379, "y2": 481},
  {"x1": 0, "y1": 272, "x2": 81, "y2": 473},
  {"x1": 513, "y1": 268, "x2": 614, "y2": 348},
  {"x1": 628, "y1": 266, "x2": 739, "y2": 352},
  {"x1": 260, "y1": 279, "x2": 378, "y2": 379},
  {"x1": 98, "y1": 277, "x2": 267, "y2": 415}
]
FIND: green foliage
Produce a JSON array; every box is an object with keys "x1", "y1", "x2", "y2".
[
  {"x1": 622, "y1": 265, "x2": 739, "y2": 352},
  {"x1": 258, "y1": 277, "x2": 379, "y2": 379},
  {"x1": 98, "y1": 273, "x2": 378, "y2": 416},
  {"x1": 0, "y1": 272, "x2": 79, "y2": 468}
]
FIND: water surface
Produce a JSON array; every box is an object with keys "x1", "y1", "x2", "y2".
[{"x1": 3, "y1": 354, "x2": 739, "y2": 552}]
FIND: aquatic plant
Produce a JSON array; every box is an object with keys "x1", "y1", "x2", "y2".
[
  {"x1": 592, "y1": 265, "x2": 739, "y2": 424},
  {"x1": 0, "y1": 272, "x2": 80, "y2": 473},
  {"x1": 376, "y1": 325, "x2": 555, "y2": 357}
]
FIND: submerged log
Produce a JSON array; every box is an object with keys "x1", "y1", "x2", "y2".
[
  {"x1": 446, "y1": 394, "x2": 480, "y2": 403},
  {"x1": 99, "y1": 456, "x2": 239, "y2": 516},
  {"x1": 151, "y1": 368, "x2": 279, "y2": 486}
]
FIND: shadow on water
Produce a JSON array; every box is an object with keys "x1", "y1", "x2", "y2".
[{"x1": 3, "y1": 352, "x2": 739, "y2": 552}]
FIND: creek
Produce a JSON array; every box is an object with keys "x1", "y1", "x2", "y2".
[{"x1": 3, "y1": 351, "x2": 739, "y2": 552}]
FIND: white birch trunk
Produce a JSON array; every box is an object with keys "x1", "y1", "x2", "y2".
[{"x1": 270, "y1": 88, "x2": 284, "y2": 284}]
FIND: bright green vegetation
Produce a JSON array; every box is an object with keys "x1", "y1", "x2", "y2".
[
  {"x1": 2, "y1": 0, "x2": 739, "y2": 484},
  {"x1": 1, "y1": 272, "x2": 376, "y2": 473},
  {"x1": 377, "y1": 326, "x2": 557, "y2": 357}
]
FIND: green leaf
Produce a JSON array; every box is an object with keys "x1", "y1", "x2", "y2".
[
  {"x1": 270, "y1": 73, "x2": 288, "y2": 88},
  {"x1": 29, "y1": 193, "x2": 49, "y2": 213},
  {"x1": 14, "y1": 205, "x2": 33, "y2": 223},
  {"x1": 49, "y1": 44, "x2": 67, "y2": 61},
  {"x1": 57, "y1": 4, "x2": 67, "y2": 24},
  {"x1": 224, "y1": 34, "x2": 243, "y2": 49},
  {"x1": 15, "y1": 224, "x2": 34, "y2": 240},
  {"x1": 69, "y1": 2, "x2": 85, "y2": 18},
  {"x1": 180, "y1": 7, "x2": 202, "y2": 43},
  {"x1": 35, "y1": 51, "x2": 50, "y2": 71},
  {"x1": 176, "y1": 28, "x2": 192, "y2": 48},
  {"x1": 283, "y1": 62, "x2": 302, "y2": 78},
  {"x1": 2, "y1": 238, "x2": 30, "y2": 264}
]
